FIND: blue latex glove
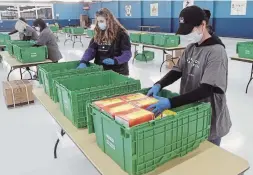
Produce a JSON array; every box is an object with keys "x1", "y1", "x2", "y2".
[
  {"x1": 77, "y1": 63, "x2": 87, "y2": 69},
  {"x1": 147, "y1": 84, "x2": 161, "y2": 96},
  {"x1": 103, "y1": 58, "x2": 115, "y2": 65},
  {"x1": 147, "y1": 95, "x2": 171, "y2": 116}
]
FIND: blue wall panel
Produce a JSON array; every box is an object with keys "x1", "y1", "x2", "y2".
[
  {"x1": 118, "y1": 1, "x2": 142, "y2": 30},
  {"x1": 53, "y1": 3, "x2": 84, "y2": 19},
  {"x1": 213, "y1": 1, "x2": 253, "y2": 38},
  {"x1": 88, "y1": 2, "x2": 102, "y2": 19},
  {"x1": 101, "y1": 1, "x2": 119, "y2": 18},
  {"x1": 141, "y1": 1, "x2": 172, "y2": 32}
]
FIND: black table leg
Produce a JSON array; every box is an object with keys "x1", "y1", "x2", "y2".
[
  {"x1": 160, "y1": 50, "x2": 167, "y2": 72},
  {"x1": 54, "y1": 129, "x2": 66, "y2": 159},
  {"x1": 19, "y1": 68, "x2": 23, "y2": 80},
  {"x1": 7, "y1": 67, "x2": 14, "y2": 81},
  {"x1": 72, "y1": 36, "x2": 75, "y2": 48},
  {"x1": 132, "y1": 45, "x2": 137, "y2": 64},
  {"x1": 246, "y1": 63, "x2": 253, "y2": 93}
]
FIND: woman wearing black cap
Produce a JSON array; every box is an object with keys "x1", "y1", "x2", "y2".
[{"x1": 147, "y1": 6, "x2": 231, "y2": 146}]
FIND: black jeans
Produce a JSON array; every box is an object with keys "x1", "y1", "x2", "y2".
[{"x1": 209, "y1": 137, "x2": 222, "y2": 146}]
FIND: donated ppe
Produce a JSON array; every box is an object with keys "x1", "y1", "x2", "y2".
[
  {"x1": 147, "y1": 84, "x2": 161, "y2": 96},
  {"x1": 186, "y1": 30, "x2": 203, "y2": 43},
  {"x1": 35, "y1": 27, "x2": 40, "y2": 31},
  {"x1": 103, "y1": 58, "x2": 115, "y2": 65},
  {"x1": 36, "y1": 27, "x2": 62, "y2": 62},
  {"x1": 98, "y1": 22, "x2": 107, "y2": 30},
  {"x1": 147, "y1": 96, "x2": 171, "y2": 116},
  {"x1": 77, "y1": 63, "x2": 87, "y2": 69},
  {"x1": 80, "y1": 29, "x2": 131, "y2": 75}
]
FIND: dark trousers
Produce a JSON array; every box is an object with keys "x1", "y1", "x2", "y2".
[{"x1": 209, "y1": 137, "x2": 222, "y2": 146}]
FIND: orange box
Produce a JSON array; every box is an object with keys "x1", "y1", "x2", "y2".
[
  {"x1": 93, "y1": 97, "x2": 125, "y2": 108},
  {"x1": 131, "y1": 97, "x2": 158, "y2": 109},
  {"x1": 120, "y1": 93, "x2": 147, "y2": 102},
  {"x1": 103, "y1": 103, "x2": 137, "y2": 118},
  {"x1": 115, "y1": 109, "x2": 154, "y2": 127}
]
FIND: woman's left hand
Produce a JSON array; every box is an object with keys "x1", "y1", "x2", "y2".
[
  {"x1": 147, "y1": 96, "x2": 171, "y2": 116},
  {"x1": 103, "y1": 58, "x2": 115, "y2": 65}
]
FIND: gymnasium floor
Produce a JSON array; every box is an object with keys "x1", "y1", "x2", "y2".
[{"x1": 0, "y1": 33, "x2": 252, "y2": 175}]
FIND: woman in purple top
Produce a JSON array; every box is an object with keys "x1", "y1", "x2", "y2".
[{"x1": 77, "y1": 8, "x2": 132, "y2": 76}]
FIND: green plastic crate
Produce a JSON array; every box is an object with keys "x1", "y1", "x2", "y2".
[
  {"x1": 154, "y1": 34, "x2": 180, "y2": 47},
  {"x1": 140, "y1": 33, "x2": 154, "y2": 45},
  {"x1": 13, "y1": 45, "x2": 48, "y2": 63},
  {"x1": 50, "y1": 26, "x2": 59, "y2": 33},
  {"x1": 0, "y1": 33, "x2": 11, "y2": 46},
  {"x1": 135, "y1": 51, "x2": 154, "y2": 61},
  {"x1": 63, "y1": 27, "x2": 71, "y2": 33},
  {"x1": 236, "y1": 42, "x2": 253, "y2": 59},
  {"x1": 55, "y1": 71, "x2": 141, "y2": 128},
  {"x1": 70, "y1": 27, "x2": 85, "y2": 35},
  {"x1": 130, "y1": 33, "x2": 141, "y2": 43},
  {"x1": 7, "y1": 40, "x2": 35, "y2": 55},
  {"x1": 87, "y1": 29, "x2": 94, "y2": 38},
  {"x1": 88, "y1": 89, "x2": 211, "y2": 175},
  {"x1": 38, "y1": 61, "x2": 103, "y2": 102}
]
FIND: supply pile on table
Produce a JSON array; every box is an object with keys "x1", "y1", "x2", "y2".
[
  {"x1": 130, "y1": 33, "x2": 180, "y2": 62},
  {"x1": 237, "y1": 41, "x2": 253, "y2": 59},
  {"x1": 62, "y1": 27, "x2": 86, "y2": 35},
  {"x1": 38, "y1": 61, "x2": 212, "y2": 175},
  {"x1": 6, "y1": 40, "x2": 47, "y2": 63}
]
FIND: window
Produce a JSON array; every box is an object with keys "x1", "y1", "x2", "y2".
[
  {"x1": 37, "y1": 6, "x2": 53, "y2": 19},
  {"x1": 20, "y1": 6, "x2": 36, "y2": 19},
  {"x1": 0, "y1": 4, "x2": 54, "y2": 20},
  {"x1": 0, "y1": 6, "x2": 18, "y2": 20}
]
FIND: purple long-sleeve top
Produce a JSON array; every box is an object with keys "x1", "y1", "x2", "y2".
[{"x1": 80, "y1": 30, "x2": 132, "y2": 65}]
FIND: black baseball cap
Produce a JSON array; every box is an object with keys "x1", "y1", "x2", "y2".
[{"x1": 176, "y1": 6, "x2": 206, "y2": 35}]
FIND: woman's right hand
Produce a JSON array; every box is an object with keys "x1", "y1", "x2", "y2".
[
  {"x1": 147, "y1": 84, "x2": 161, "y2": 96},
  {"x1": 77, "y1": 63, "x2": 87, "y2": 69}
]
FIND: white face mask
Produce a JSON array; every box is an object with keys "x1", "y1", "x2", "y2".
[
  {"x1": 98, "y1": 22, "x2": 106, "y2": 31},
  {"x1": 35, "y1": 27, "x2": 40, "y2": 31},
  {"x1": 186, "y1": 28, "x2": 203, "y2": 43}
]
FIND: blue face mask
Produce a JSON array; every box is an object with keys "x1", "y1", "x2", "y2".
[{"x1": 98, "y1": 22, "x2": 106, "y2": 30}]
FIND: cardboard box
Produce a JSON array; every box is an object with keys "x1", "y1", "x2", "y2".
[
  {"x1": 120, "y1": 93, "x2": 147, "y2": 102},
  {"x1": 93, "y1": 97, "x2": 125, "y2": 109},
  {"x1": 104, "y1": 103, "x2": 137, "y2": 118},
  {"x1": 3, "y1": 80, "x2": 34, "y2": 108},
  {"x1": 115, "y1": 109, "x2": 154, "y2": 127},
  {"x1": 166, "y1": 49, "x2": 184, "y2": 69},
  {"x1": 131, "y1": 97, "x2": 158, "y2": 109}
]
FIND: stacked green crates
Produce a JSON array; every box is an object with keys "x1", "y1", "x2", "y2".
[
  {"x1": 130, "y1": 33, "x2": 141, "y2": 43},
  {"x1": 50, "y1": 26, "x2": 59, "y2": 33},
  {"x1": 87, "y1": 29, "x2": 95, "y2": 38},
  {"x1": 154, "y1": 34, "x2": 180, "y2": 47},
  {"x1": 38, "y1": 61, "x2": 103, "y2": 102},
  {"x1": 7, "y1": 40, "x2": 35, "y2": 55},
  {"x1": 63, "y1": 27, "x2": 71, "y2": 33},
  {"x1": 140, "y1": 33, "x2": 154, "y2": 45},
  {"x1": 70, "y1": 27, "x2": 85, "y2": 35},
  {"x1": 13, "y1": 45, "x2": 48, "y2": 63},
  {"x1": 236, "y1": 42, "x2": 253, "y2": 59},
  {"x1": 87, "y1": 88, "x2": 211, "y2": 175},
  {"x1": 0, "y1": 33, "x2": 11, "y2": 46},
  {"x1": 55, "y1": 71, "x2": 141, "y2": 128},
  {"x1": 135, "y1": 51, "x2": 154, "y2": 61}
]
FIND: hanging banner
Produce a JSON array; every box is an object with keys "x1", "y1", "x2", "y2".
[
  {"x1": 183, "y1": 0, "x2": 194, "y2": 9},
  {"x1": 231, "y1": 0, "x2": 247, "y2": 15},
  {"x1": 125, "y1": 5, "x2": 132, "y2": 17},
  {"x1": 150, "y1": 3, "x2": 158, "y2": 16}
]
